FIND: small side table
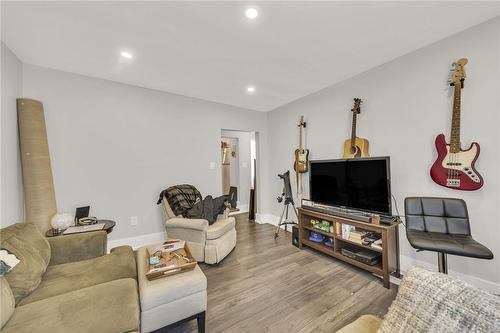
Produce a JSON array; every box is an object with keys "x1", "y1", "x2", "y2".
[{"x1": 46, "y1": 219, "x2": 116, "y2": 237}]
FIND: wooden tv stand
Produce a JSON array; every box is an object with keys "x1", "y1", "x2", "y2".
[{"x1": 298, "y1": 208, "x2": 400, "y2": 289}]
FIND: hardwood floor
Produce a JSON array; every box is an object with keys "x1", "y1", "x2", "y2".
[{"x1": 167, "y1": 213, "x2": 397, "y2": 333}]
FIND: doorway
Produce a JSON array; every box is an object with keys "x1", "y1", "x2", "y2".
[{"x1": 221, "y1": 130, "x2": 257, "y2": 214}]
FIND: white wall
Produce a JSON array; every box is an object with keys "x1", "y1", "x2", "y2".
[
  {"x1": 266, "y1": 18, "x2": 500, "y2": 292},
  {"x1": 1, "y1": 42, "x2": 24, "y2": 227},
  {"x1": 221, "y1": 129, "x2": 252, "y2": 209},
  {"x1": 22, "y1": 64, "x2": 269, "y2": 242}
]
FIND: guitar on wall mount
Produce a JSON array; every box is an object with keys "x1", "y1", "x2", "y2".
[
  {"x1": 430, "y1": 58, "x2": 483, "y2": 191},
  {"x1": 343, "y1": 98, "x2": 369, "y2": 158},
  {"x1": 294, "y1": 116, "x2": 309, "y2": 194}
]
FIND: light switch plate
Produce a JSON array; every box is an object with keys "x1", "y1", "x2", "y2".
[{"x1": 130, "y1": 216, "x2": 138, "y2": 226}]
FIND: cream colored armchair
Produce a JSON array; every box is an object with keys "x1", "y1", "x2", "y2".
[{"x1": 161, "y1": 200, "x2": 236, "y2": 264}]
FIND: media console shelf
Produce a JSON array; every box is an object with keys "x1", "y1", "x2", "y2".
[{"x1": 298, "y1": 207, "x2": 400, "y2": 289}]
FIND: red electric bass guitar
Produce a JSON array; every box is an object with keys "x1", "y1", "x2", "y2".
[{"x1": 430, "y1": 58, "x2": 483, "y2": 191}]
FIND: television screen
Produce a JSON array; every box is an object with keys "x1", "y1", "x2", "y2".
[{"x1": 309, "y1": 157, "x2": 391, "y2": 215}]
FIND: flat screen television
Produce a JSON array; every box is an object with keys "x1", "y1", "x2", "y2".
[{"x1": 309, "y1": 157, "x2": 392, "y2": 216}]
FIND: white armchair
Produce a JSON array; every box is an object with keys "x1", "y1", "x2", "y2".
[{"x1": 161, "y1": 199, "x2": 236, "y2": 264}]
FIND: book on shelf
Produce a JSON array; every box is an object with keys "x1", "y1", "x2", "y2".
[
  {"x1": 348, "y1": 230, "x2": 368, "y2": 244},
  {"x1": 369, "y1": 239, "x2": 383, "y2": 250}
]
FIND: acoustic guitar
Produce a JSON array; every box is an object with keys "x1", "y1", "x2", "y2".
[
  {"x1": 343, "y1": 98, "x2": 369, "y2": 158},
  {"x1": 294, "y1": 116, "x2": 309, "y2": 194},
  {"x1": 430, "y1": 58, "x2": 483, "y2": 191}
]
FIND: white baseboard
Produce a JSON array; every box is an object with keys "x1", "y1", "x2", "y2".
[
  {"x1": 255, "y1": 213, "x2": 293, "y2": 232},
  {"x1": 237, "y1": 204, "x2": 249, "y2": 213},
  {"x1": 107, "y1": 231, "x2": 166, "y2": 251},
  {"x1": 399, "y1": 254, "x2": 500, "y2": 294},
  {"x1": 255, "y1": 213, "x2": 279, "y2": 225}
]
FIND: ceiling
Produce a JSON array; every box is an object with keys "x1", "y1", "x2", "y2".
[{"x1": 2, "y1": 2, "x2": 499, "y2": 112}]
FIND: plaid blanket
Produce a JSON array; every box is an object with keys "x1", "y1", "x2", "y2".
[{"x1": 157, "y1": 184, "x2": 202, "y2": 217}]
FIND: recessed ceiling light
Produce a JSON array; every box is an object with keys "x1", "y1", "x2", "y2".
[
  {"x1": 247, "y1": 86, "x2": 256, "y2": 94},
  {"x1": 120, "y1": 51, "x2": 133, "y2": 59},
  {"x1": 245, "y1": 8, "x2": 258, "y2": 19}
]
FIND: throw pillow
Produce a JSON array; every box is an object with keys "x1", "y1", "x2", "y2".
[
  {"x1": 0, "y1": 223, "x2": 51, "y2": 304},
  {"x1": 185, "y1": 195, "x2": 227, "y2": 224},
  {"x1": 378, "y1": 266, "x2": 500, "y2": 333},
  {"x1": 186, "y1": 196, "x2": 215, "y2": 223},
  {"x1": 211, "y1": 195, "x2": 227, "y2": 223}
]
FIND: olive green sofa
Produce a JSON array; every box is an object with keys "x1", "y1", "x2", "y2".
[{"x1": 0, "y1": 223, "x2": 140, "y2": 333}]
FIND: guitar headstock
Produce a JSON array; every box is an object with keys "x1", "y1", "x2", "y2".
[
  {"x1": 351, "y1": 98, "x2": 362, "y2": 114},
  {"x1": 449, "y1": 58, "x2": 468, "y2": 87},
  {"x1": 298, "y1": 115, "x2": 306, "y2": 128}
]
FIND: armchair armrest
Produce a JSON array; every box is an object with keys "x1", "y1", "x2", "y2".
[
  {"x1": 165, "y1": 217, "x2": 209, "y2": 232},
  {"x1": 47, "y1": 230, "x2": 107, "y2": 265}
]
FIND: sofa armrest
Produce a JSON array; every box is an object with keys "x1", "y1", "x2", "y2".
[
  {"x1": 47, "y1": 230, "x2": 107, "y2": 265},
  {"x1": 165, "y1": 217, "x2": 209, "y2": 232}
]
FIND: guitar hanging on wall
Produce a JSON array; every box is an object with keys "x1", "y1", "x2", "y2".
[
  {"x1": 430, "y1": 58, "x2": 483, "y2": 191},
  {"x1": 294, "y1": 116, "x2": 309, "y2": 194},
  {"x1": 343, "y1": 98, "x2": 369, "y2": 158}
]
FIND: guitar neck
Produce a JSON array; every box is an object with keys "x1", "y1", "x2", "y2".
[
  {"x1": 299, "y1": 125, "x2": 303, "y2": 150},
  {"x1": 450, "y1": 83, "x2": 462, "y2": 153},
  {"x1": 350, "y1": 113, "x2": 357, "y2": 147}
]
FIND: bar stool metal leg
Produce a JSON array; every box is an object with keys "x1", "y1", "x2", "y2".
[{"x1": 438, "y1": 252, "x2": 448, "y2": 274}]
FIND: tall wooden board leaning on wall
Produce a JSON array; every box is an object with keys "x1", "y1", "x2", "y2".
[{"x1": 343, "y1": 98, "x2": 369, "y2": 158}]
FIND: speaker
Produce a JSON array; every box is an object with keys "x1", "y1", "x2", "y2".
[{"x1": 292, "y1": 225, "x2": 299, "y2": 248}]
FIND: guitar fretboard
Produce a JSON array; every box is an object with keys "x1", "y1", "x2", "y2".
[
  {"x1": 450, "y1": 83, "x2": 462, "y2": 153},
  {"x1": 350, "y1": 112, "x2": 357, "y2": 148}
]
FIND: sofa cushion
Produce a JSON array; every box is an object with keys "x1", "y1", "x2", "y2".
[
  {"x1": 206, "y1": 217, "x2": 235, "y2": 240},
  {"x1": 378, "y1": 266, "x2": 500, "y2": 333},
  {"x1": 0, "y1": 276, "x2": 15, "y2": 329},
  {"x1": 0, "y1": 223, "x2": 51, "y2": 304},
  {"x1": 1, "y1": 278, "x2": 140, "y2": 333},
  {"x1": 18, "y1": 245, "x2": 137, "y2": 305}
]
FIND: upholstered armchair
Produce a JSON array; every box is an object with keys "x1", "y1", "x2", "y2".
[{"x1": 161, "y1": 199, "x2": 236, "y2": 264}]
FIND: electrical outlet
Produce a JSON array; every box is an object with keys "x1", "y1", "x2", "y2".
[
  {"x1": 209, "y1": 162, "x2": 216, "y2": 170},
  {"x1": 130, "y1": 216, "x2": 138, "y2": 226}
]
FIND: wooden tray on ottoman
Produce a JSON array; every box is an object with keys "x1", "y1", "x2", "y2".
[{"x1": 145, "y1": 242, "x2": 197, "y2": 281}]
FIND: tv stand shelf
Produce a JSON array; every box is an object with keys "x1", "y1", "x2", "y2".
[{"x1": 298, "y1": 208, "x2": 400, "y2": 289}]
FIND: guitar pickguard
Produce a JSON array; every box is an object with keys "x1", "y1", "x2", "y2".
[{"x1": 440, "y1": 144, "x2": 481, "y2": 183}]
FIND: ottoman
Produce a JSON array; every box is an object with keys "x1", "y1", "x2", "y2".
[{"x1": 137, "y1": 247, "x2": 207, "y2": 333}]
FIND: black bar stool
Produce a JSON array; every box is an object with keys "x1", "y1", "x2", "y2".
[{"x1": 404, "y1": 197, "x2": 493, "y2": 274}]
